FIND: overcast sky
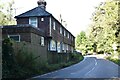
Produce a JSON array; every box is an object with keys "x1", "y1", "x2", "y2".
[{"x1": 3, "y1": 0, "x2": 105, "y2": 36}]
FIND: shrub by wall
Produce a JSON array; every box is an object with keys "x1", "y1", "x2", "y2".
[{"x1": 2, "y1": 38, "x2": 84, "y2": 79}]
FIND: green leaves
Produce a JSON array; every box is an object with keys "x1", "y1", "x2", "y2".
[
  {"x1": 0, "y1": 0, "x2": 16, "y2": 25},
  {"x1": 76, "y1": 0, "x2": 119, "y2": 55},
  {"x1": 88, "y1": 0, "x2": 119, "y2": 54}
]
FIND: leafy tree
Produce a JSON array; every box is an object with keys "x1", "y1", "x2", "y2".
[
  {"x1": 0, "y1": 0, "x2": 16, "y2": 25},
  {"x1": 87, "y1": 0, "x2": 119, "y2": 54},
  {"x1": 76, "y1": 31, "x2": 88, "y2": 54}
]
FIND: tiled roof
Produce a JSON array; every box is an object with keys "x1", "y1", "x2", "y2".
[{"x1": 15, "y1": 7, "x2": 51, "y2": 18}]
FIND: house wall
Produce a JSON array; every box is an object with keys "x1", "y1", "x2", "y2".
[
  {"x1": 2, "y1": 27, "x2": 31, "y2": 42},
  {"x1": 16, "y1": 16, "x2": 75, "y2": 51},
  {"x1": 38, "y1": 17, "x2": 49, "y2": 35},
  {"x1": 17, "y1": 18, "x2": 29, "y2": 24},
  {"x1": 48, "y1": 17, "x2": 75, "y2": 53},
  {"x1": 0, "y1": 27, "x2": 2, "y2": 80},
  {"x1": 2, "y1": 26, "x2": 48, "y2": 63},
  {"x1": 13, "y1": 41, "x2": 47, "y2": 64}
]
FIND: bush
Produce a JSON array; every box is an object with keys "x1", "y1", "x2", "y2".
[
  {"x1": 2, "y1": 38, "x2": 84, "y2": 79},
  {"x1": 69, "y1": 53, "x2": 84, "y2": 62},
  {"x1": 106, "y1": 56, "x2": 120, "y2": 66}
]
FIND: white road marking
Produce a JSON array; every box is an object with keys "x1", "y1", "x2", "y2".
[
  {"x1": 85, "y1": 58, "x2": 97, "y2": 76},
  {"x1": 70, "y1": 57, "x2": 86, "y2": 74}
]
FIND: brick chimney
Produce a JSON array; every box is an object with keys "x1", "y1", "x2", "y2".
[{"x1": 37, "y1": 0, "x2": 47, "y2": 10}]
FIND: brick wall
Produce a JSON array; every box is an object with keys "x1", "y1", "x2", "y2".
[
  {"x1": 0, "y1": 27, "x2": 2, "y2": 80},
  {"x1": 13, "y1": 41, "x2": 48, "y2": 64}
]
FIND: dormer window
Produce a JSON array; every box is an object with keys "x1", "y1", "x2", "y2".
[{"x1": 29, "y1": 17, "x2": 38, "y2": 27}]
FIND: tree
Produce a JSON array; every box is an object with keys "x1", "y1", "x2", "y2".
[
  {"x1": 76, "y1": 31, "x2": 88, "y2": 54},
  {"x1": 0, "y1": 0, "x2": 16, "y2": 25},
  {"x1": 87, "y1": 0, "x2": 119, "y2": 54}
]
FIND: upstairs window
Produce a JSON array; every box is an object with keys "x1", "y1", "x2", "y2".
[
  {"x1": 41, "y1": 18, "x2": 44, "y2": 21},
  {"x1": 60, "y1": 27, "x2": 62, "y2": 34},
  {"x1": 71, "y1": 36, "x2": 73, "y2": 41},
  {"x1": 68, "y1": 33, "x2": 69, "y2": 38},
  {"x1": 64, "y1": 29, "x2": 66, "y2": 37},
  {"x1": 29, "y1": 17, "x2": 38, "y2": 27},
  {"x1": 8, "y1": 35, "x2": 20, "y2": 42},
  {"x1": 53, "y1": 22, "x2": 56, "y2": 30}
]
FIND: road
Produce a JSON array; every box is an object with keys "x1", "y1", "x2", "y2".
[{"x1": 31, "y1": 56, "x2": 120, "y2": 79}]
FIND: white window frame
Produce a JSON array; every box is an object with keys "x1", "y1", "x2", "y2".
[
  {"x1": 49, "y1": 17, "x2": 52, "y2": 36},
  {"x1": 64, "y1": 29, "x2": 66, "y2": 36},
  {"x1": 64, "y1": 44, "x2": 66, "y2": 52},
  {"x1": 66, "y1": 44, "x2": 68, "y2": 50},
  {"x1": 53, "y1": 21, "x2": 56, "y2": 30},
  {"x1": 60, "y1": 27, "x2": 62, "y2": 34},
  {"x1": 29, "y1": 17, "x2": 38, "y2": 27},
  {"x1": 41, "y1": 37, "x2": 44, "y2": 46},
  {"x1": 62, "y1": 43, "x2": 64, "y2": 50},
  {"x1": 50, "y1": 40, "x2": 56, "y2": 51},
  {"x1": 8, "y1": 35, "x2": 20, "y2": 42},
  {"x1": 57, "y1": 42, "x2": 61, "y2": 53},
  {"x1": 68, "y1": 33, "x2": 69, "y2": 38},
  {"x1": 41, "y1": 18, "x2": 44, "y2": 21}
]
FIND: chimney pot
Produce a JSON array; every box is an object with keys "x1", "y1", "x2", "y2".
[{"x1": 37, "y1": 0, "x2": 47, "y2": 10}]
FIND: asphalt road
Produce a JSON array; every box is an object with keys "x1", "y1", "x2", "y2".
[{"x1": 31, "y1": 56, "x2": 120, "y2": 79}]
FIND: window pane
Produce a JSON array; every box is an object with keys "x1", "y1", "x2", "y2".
[
  {"x1": 29, "y1": 17, "x2": 37, "y2": 27},
  {"x1": 41, "y1": 37, "x2": 44, "y2": 46},
  {"x1": 57, "y1": 42, "x2": 60, "y2": 52},
  {"x1": 50, "y1": 40, "x2": 56, "y2": 51},
  {"x1": 53, "y1": 22, "x2": 56, "y2": 30},
  {"x1": 9, "y1": 35, "x2": 20, "y2": 42}
]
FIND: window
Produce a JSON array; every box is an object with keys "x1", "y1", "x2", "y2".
[
  {"x1": 29, "y1": 17, "x2": 37, "y2": 27},
  {"x1": 41, "y1": 37, "x2": 44, "y2": 46},
  {"x1": 41, "y1": 18, "x2": 44, "y2": 21},
  {"x1": 50, "y1": 40, "x2": 56, "y2": 51},
  {"x1": 57, "y1": 42, "x2": 61, "y2": 53},
  {"x1": 67, "y1": 33, "x2": 69, "y2": 38},
  {"x1": 62, "y1": 43, "x2": 64, "y2": 51},
  {"x1": 60, "y1": 27, "x2": 62, "y2": 34},
  {"x1": 53, "y1": 22, "x2": 56, "y2": 30},
  {"x1": 72, "y1": 36, "x2": 73, "y2": 41},
  {"x1": 8, "y1": 35, "x2": 20, "y2": 42},
  {"x1": 64, "y1": 30, "x2": 66, "y2": 36},
  {"x1": 62, "y1": 43, "x2": 67, "y2": 52},
  {"x1": 66, "y1": 44, "x2": 68, "y2": 50},
  {"x1": 71, "y1": 46, "x2": 74, "y2": 53}
]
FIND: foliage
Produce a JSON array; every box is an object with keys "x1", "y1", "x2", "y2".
[
  {"x1": 2, "y1": 38, "x2": 84, "y2": 79},
  {"x1": 0, "y1": 0, "x2": 16, "y2": 25},
  {"x1": 76, "y1": 0, "x2": 120, "y2": 55},
  {"x1": 88, "y1": 0, "x2": 119, "y2": 54},
  {"x1": 2, "y1": 38, "x2": 15, "y2": 78},
  {"x1": 2, "y1": 38, "x2": 38, "y2": 79},
  {"x1": 106, "y1": 56, "x2": 120, "y2": 66},
  {"x1": 69, "y1": 52, "x2": 84, "y2": 62},
  {"x1": 75, "y1": 31, "x2": 88, "y2": 54}
]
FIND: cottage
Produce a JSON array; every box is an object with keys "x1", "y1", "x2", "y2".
[{"x1": 2, "y1": 0, "x2": 75, "y2": 63}]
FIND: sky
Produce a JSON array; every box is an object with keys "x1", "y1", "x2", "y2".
[{"x1": 3, "y1": 0, "x2": 105, "y2": 36}]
